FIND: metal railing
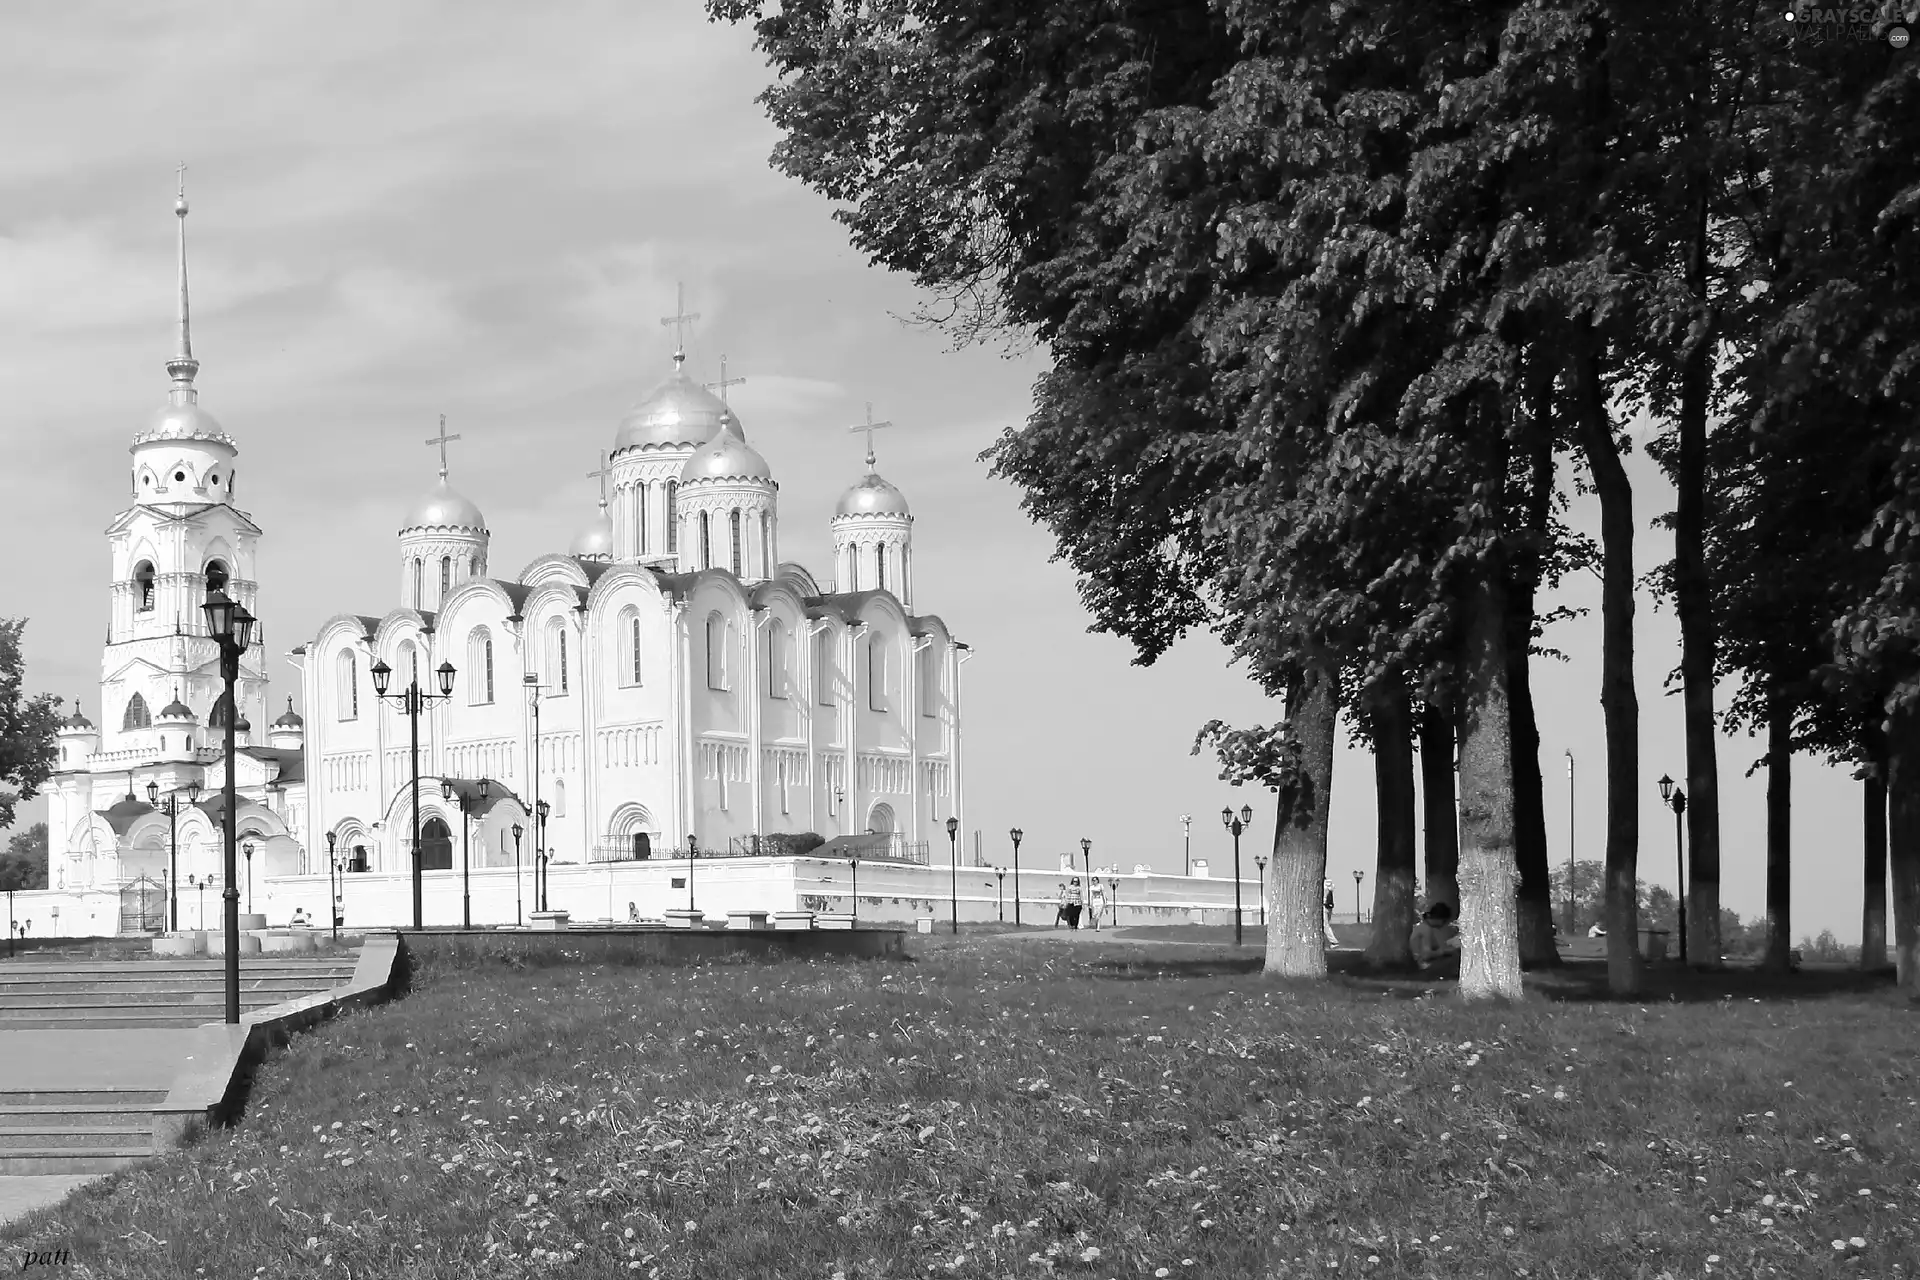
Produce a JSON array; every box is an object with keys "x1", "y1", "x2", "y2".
[{"x1": 585, "y1": 835, "x2": 931, "y2": 864}]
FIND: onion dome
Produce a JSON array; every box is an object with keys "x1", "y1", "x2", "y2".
[
  {"x1": 61, "y1": 704, "x2": 95, "y2": 731},
  {"x1": 835, "y1": 472, "x2": 911, "y2": 518},
  {"x1": 614, "y1": 363, "x2": 734, "y2": 453},
  {"x1": 235, "y1": 714, "x2": 252, "y2": 735},
  {"x1": 272, "y1": 697, "x2": 304, "y2": 729},
  {"x1": 402, "y1": 477, "x2": 487, "y2": 532},
  {"x1": 141, "y1": 400, "x2": 230, "y2": 444},
  {"x1": 158, "y1": 693, "x2": 197, "y2": 723},
  {"x1": 570, "y1": 502, "x2": 616, "y2": 561},
  {"x1": 680, "y1": 425, "x2": 773, "y2": 484}
]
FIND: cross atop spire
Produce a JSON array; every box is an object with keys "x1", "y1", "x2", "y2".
[
  {"x1": 846, "y1": 402, "x2": 895, "y2": 470},
  {"x1": 660, "y1": 282, "x2": 700, "y2": 370},
  {"x1": 586, "y1": 450, "x2": 614, "y2": 507},
  {"x1": 166, "y1": 162, "x2": 200, "y2": 398},
  {"x1": 425, "y1": 414, "x2": 462, "y2": 480},
  {"x1": 704, "y1": 353, "x2": 746, "y2": 405}
]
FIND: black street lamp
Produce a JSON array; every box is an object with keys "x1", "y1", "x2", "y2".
[
  {"x1": 147, "y1": 778, "x2": 202, "y2": 931},
  {"x1": 849, "y1": 850, "x2": 860, "y2": 925},
  {"x1": 535, "y1": 799, "x2": 552, "y2": 913},
  {"x1": 188, "y1": 874, "x2": 208, "y2": 932},
  {"x1": 325, "y1": 831, "x2": 342, "y2": 941},
  {"x1": 1352, "y1": 868, "x2": 1365, "y2": 924},
  {"x1": 1221, "y1": 805, "x2": 1253, "y2": 946},
  {"x1": 1008, "y1": 827, "x2": 1024, "y2": 926},
  {"x1": 242, "y1": 840, "x2": 255, "y2": 915},
  {"x1": 994, "y1": 867, "x2": 1006, "y2": 921},
  {"x1": 1254, "y1": 853, "x2": 1268, "y2": 929},
  {"x1": 1080, "y1": 837, "x2": 1094, "y2": 931},
  {"x1": 1658, "y1": 774, "x2": 1689, "y2": 964},
  {"x1": 443, "y1": 777, "x2": 492, "y2": 928},
  {"x1": 1565, "y1": 749, "x2": 1576, "y2": 936},
  {"x1": 511, "y1": 822, "x2": 526, "y2": 926},
  {"x1": 201, "y1": 585, "x2": 255, "y2": 1025},
  {"x1": 369, "y1": 654, "x2": 458, "y2": 929},
  {"x1": 946, "y1": 816, "x2": 960, "y2": 934},
  {"x1": 687, "y1": 834, "x2": 699, "y2": 915},
  {"x1": 1180, "y1": 814, "x2": 1192, "y2": 876}
]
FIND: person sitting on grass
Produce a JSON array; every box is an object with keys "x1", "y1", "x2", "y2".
[{"x1": 1410, "y1": 901, "x2": 1462, "y2": 971}]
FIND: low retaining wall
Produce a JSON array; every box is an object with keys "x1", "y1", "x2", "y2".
[
  {"x1": 396, "y1": 925, "x2": 906, "y2": 974},
  {"x1": 151, "y1": 932, "x2": 404, "y2": 1146}
]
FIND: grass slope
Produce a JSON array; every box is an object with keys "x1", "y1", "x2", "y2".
[{"x1": 4, "y1": 935, "x2": 1916, "y2": 1278}]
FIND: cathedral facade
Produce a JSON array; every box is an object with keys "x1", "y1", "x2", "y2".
[{"x1": 38, "y1": 190, "x2": 969, "y2": 934}]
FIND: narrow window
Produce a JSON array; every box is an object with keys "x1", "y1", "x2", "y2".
[
  {"x1": 816, "y1": 631, "x2": 833, "y2": 706},
  {"x1": 768, "y1": 619, "x2": 788, "y2": 699},
  {"x1": 698, "y1": 512, "x2": 711, "y2": 570},
  {"x1": 336, "y1": 651, "x2": 357, "y2": 720},
  {"x1": 412, "y1": 559, "x2": 423, "y2": 610},
  {"x1": 875, "y1": 544, "x2": 886, "y2": 592},
  {"x1": 729, "y1": 509, "x2": 743, "y2": 575},
  {"x1": 556, "y1": 627, "x2": 569, "y2": 694},
  {"x1": 440, "y1": 556, "x2": 451, "y2": 595},
  {"x1": 621, "y1": 609, "x2": 642, "y2": 686},
  {"x1": 469, "y1": 629, "x2": 495, "y2": 704},
  {"x1": 706, "y1": 612, "x2": 727, "y2": 690},
  {"x1": 921, "y1": 645, "x2": 938, "y2": 717},
  {"x1": 868, "y1": 634, "x2": 887, "y2": 712},
  {"x1": 665, "y1": 481, "x2": 678, "y2": 552},
  {"x1": 469, "y1": 555, "x2": 479, "y2": 578},
  {"x1": 638, "y1": 483, "x2": 650, "y2": 555}
]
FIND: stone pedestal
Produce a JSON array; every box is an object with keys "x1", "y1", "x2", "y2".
[
  {"x1": 727, "y1": 910, "x2": 770, "y2": 930},
  {"x1": 152, "y1": 934, "x2": 200, "y2": 957},
  {"x1": 773, "y1": 911, "x2": 815, "y2": 931},
  {"x1": 916, "y1": 918, "x2": 934, "y2": 934},
  {"x1": 238, "y1": 913, "x2": 267, "y2": 932},
  {"x1": 663, "y1": 909, "x2": 705, "y2": 929},
  {"x1": 528, "y1": 911, "x2": 571, "y2": 932},
  {"x1": 206, "y1": 931, "x2": 262, "y2": 956},
  {"x1": 261, "y1": 931, "x2": 318, "y2": 954},
  {"x1": 816, "y1": 914, "x2": 854, "y2": 931}
]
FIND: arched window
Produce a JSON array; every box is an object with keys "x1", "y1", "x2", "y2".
[
  {"x1": 761, "y1": 512, "x2": 771, "y2": 575},
  {"x1": 335, "y1": 651, "x2": 358, "y2": 720},
  {"x1": 204, "y1": 560, "x2": 229, "y2": 596},
  {"x1": 875, "y1": 544, "x2": 886, "y2": 592},
  {"x1": 698, "y1": 512, "x2": 712, "y2": 570},
  {"x1": 729, "y1": 509, "x2": 743, "y2": 575},
  {"x1": 122, "y1": 692, "x2": 151, "y2": 730},
  {"x1": 665, "y1": 481, "x2": 678, "y2": 553},
  {"x1": 816, "y1": 629, "x2": 834, "y2": 706},
  {"x1": 394, "y1": 642, "x2": 417, "y2": 702},
  {"x1": 618, "y1": 607, "x2": 642, "y2": 686},
  {"x1": 440, "y1": 556, "x2": 452, "y2": 595},
  {"x1": 637, "y1": 484, "x2": 650, "y2": 555},
  {"x1": 468, "y1": 628, "x2": 494, "y2": 704},
  {"x1": 546, "y1": 619, "x2": 569, "y2": 694},
  {"x1": 469, "y1": 555, "x2": 479, "y2": 578},
  {"x1": 768, "y1": 618, "x2": 788, "y2": 698},
  {"x1": 867, "y1": 632, "x2": 888, "y2": 712},
  {"x1": 919, "y1": 643, "x2": 938, "y2": 717},
  {"x1": 705, "y1": 612, "x2": 728, "y2": 691},
  {"x1": 133, "y1": 561, "x2": 156, "y2": 612},
  {"x1": 412, "y1": 558, "x2": 423, "y2": 611},
  {"x1": 551, "y1": 777, "x2": 567, "y2": 818}
]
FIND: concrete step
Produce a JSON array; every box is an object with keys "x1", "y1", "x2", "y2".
[
  {"x1": 0, "y1": 1125, "x2": 151, "y2": 1151},
  {"x1": 0, "y1": 1149, "x2": 155, "y2": 1175},
  {"x1": 0, "y1": 980, "x2": 350, "y2": 1004},
  {"x1": 0, "y1": 961, "x2": 359, "y2": 979},
  {"x1": 0, "y1": 1009, "x2": 289, "y2": 1030},
  {"x1": 0, "y1": 1103, "x2": 165, "y2": 1128},
  {"x1": 0, "y1": 1090, "x2": 169, "y2": 1108}
]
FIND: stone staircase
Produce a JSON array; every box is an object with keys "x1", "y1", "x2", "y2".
[
  {"x1": 0, "y1": 956, "x2": 359, "y2": 1030},
  {"x1": 0, "y1": 952, "x2": 361, "y2": 1173}
]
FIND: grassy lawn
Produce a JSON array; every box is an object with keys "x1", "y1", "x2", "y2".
[{"x1": 5, "y1": 933, "x2": 1916, "y2": 1279}]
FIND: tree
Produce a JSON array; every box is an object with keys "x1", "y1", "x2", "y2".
[
  {"x1": 0, "y1": 620, "x2": 60, "y2": 835},
  {"x1": 0, "y1": 823, "x2": 48, "y2": 892}
]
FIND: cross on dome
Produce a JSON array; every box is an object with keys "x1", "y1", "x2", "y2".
[
  {"x1": 425, "y1": 414, "x2": 462, "y2": 480},
  {"x1": 847, "y1": 402, "x2": 895, "y2": 469},
  {"x1": 704, "y1": 353, "x2": 746, "y2": 405},
  {"x1": 586, "y1": 450, "x2": 614, "y2": 507},
  {"x1": 660, "y1": 282, "x2": 700, "y2": 370}
]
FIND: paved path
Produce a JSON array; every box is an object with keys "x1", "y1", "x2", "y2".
[
  {"x1": 0, "y1": 1176, "x2": 100, "y2": 1228},
  {"x1": 0, "y1": 1029, "x2": 201, "y2": 1092}
]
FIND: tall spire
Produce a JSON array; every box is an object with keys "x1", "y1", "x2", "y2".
[{"x1": 166, "y1": 163, "x2": 200, "y2": 401}]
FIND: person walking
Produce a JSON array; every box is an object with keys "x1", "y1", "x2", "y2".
[
  {"x1": 1087, "y1": 880, "x2": 1106, "y2": 931},
  {"x1": 1055, "y1": 882, "x2": 1074, "y2": 929},
  {"x1": 1322, "y1": 880, "x2": 1340, "y2": 947}
]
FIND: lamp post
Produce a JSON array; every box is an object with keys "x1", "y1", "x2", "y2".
[
  {"x1": 147, "y1": 778, "x2": 202, "y2": 931},
  {"x1": 1108, "y1": 875, "x2": 1120, "y2": 930},
  {"x1": 512, "y1": 823, "x2": 525, "y2": 926},
  {"x1": 536, "y1": 799, "x2": 552, "y2": 914},
  {"x1": 1180, "y1": 813, "x2": 1192, "y2": 876},
  {"x1": 325, "y1": 832, "x2": 341, "y2": 941},
  {"x1": 188, "y1": 875, "x2": 207, "y2": 931},
  {"x1": 1658, "y1": 774, "x2": 1689, "y2": 964},
  {"x1": 687, "y1": 834, "x2": 699, "y2": 915},
  {"x1": 849, "y1": 851, "x2": 859, "y2": 925},
  {"x1": 1079, "y1": 837, "x2": 1093, "y2": 931},
  {"x1": 946, "y1": 816, "x2": 960, "y2": 934},
  {"x1": 242, "y1": 840, "x2": 255, "y2": 915},
  {"x1": 6, "y1": 890, "x2": 13, "y2": 958},
  {"x1": 369, "y1": 655, "x2": 457, "y2": 929},
  {"x1": 994, "y1": 867, "x2": 1006, "y2": 921},
  {"x1": 1221, "y1": 806, "x2": 1253, "y2": 946},
  {"x1": 1009, "y1": 827, "x2": 1024, "y2": 926},
  {"x1": 202, "y1": 585, "x2": 255, "y2": 1025},
  {"x1": 1254, "y1": 853, "x2": 1268, "y2": 929},
  {"x1": 1565, "y1": 750, "x2": 1575, "y2": 935},
  {"x1": 1352, "y1": 868, "x2": 1364, "y2": 924},
  {"x1": 442, "y1": 777, "x2": 491, "y2": 929}
]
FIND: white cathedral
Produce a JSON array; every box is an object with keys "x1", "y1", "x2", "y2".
[{"x1": 37, "y1": 188, "x2": 971, "y2": 934}]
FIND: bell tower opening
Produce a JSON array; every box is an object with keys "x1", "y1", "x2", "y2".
[{"x1": 204, "y1": 559, "x2": 229, "y2": 597}]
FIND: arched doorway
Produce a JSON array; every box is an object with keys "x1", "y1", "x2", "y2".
[
  {"x1": 419, "y1": 817, "x2": 453, "y2": 871},
  {"x1": 866, "y1": 802, "x2": 895, "y2": 835}
]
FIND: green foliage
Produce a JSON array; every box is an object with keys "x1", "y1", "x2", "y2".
[
  {"x1": 0, "y1": 822, "x2": 48, "y2": 892},
  {"x1": 761, "y1": 832, "x2": 827, "y2": 858},
  {"x1": 0, "y1": 619, "x2": 61, "y2": 833}
]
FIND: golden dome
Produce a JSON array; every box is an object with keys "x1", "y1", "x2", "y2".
[
  {"x1": 614, "y1": 368, "x2": 736, "y2": 453},
  {"x1": 680, "y1": 424, "x2": 773, "y2": 484},
  {"x1": 570, "y1": 504, "x2": 615, "y2": 560},
  {"x1": 835, "y1": 472, "x2": 911, "y2": 518},
  {"x1": 402, "y1": 478, "x2": 487, "y2": 532}
]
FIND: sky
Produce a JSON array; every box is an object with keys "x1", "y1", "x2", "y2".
[{"x1": 0, "y1": 1, "x2": 1883, "y2": 944}]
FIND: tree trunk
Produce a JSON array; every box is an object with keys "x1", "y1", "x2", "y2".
[
  {"x1": 1456, "y1": 570, "x2": 1525, "y2": 1001},
  {"x1": 1863, "y1": 766, "x2": 1889, "y2": 972},
  {"x1": 1509, "y1": 380, "x2": 1559, "y2": 969},
  {"x1": 1419, "y1": 702, "x2": 1460, "y2": 912},
  {"x1": 1762, "y1": 691, "x2": 1793, "y2": 972},
  {"x1": 1675, "y1": 190, "x2": 1725, "y2": 970},
  {"x1": 1573, "y1": 339, "x2": 1642, "y2": 994},
  {"x1": 1264, "y1": 656, "x2": 1338, "y2": 979},
  {"x1": 1887, "y1": 701, "x2": 1920, "y2": 998},
  {"x1": 1366, "y1": 683, "x2": 1418, "y2": 969}
]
